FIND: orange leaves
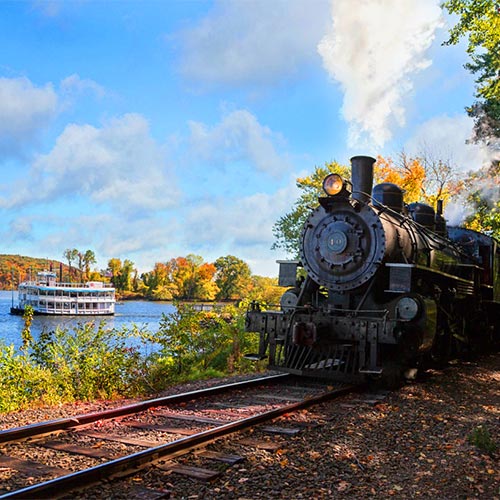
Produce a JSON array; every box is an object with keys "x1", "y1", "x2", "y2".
[
  {"x1": 375, "y1": 152, "x2": 461, "y2": 209},
  {"x1": 307, "y1": 450, "x2": 322, "y2": 460},
  {"x1": 375, "y1": 154, "x2": 426, "y2": 204}
]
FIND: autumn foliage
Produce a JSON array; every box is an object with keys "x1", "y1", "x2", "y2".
[{"x1": 374, "y1": 153, "x2": 463, "y2": 208}]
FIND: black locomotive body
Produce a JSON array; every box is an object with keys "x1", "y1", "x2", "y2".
[{"x1": 246, "y1": 156, "x2": 500, "y2": 384}]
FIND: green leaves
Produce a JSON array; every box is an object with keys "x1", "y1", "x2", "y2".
[
  {"x1": 154, "y1": 303, "x2": 259, "y2": 379},
  {"x1": 443, "y1": 0, "x2": 500, "y2": 142},
  {"x1": 272, "y1": 161, "x2": 350, "y2": 257}
]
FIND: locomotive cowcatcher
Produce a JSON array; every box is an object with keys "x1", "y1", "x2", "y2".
[{"x1": 246, "y1": 155, "x2": 500, "y2": 384}]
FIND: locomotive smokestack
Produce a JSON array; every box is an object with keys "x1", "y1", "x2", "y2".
[
  {"x1": 437, "y1": 199, "x2": 443, "y2": 215},
  {"x1": 350, "y1": 155, "x2": 375, "y2": 204}
]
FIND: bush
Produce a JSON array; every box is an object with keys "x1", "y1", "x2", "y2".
[
  {"x1": 0, "y1": 343, "x2": 63, "y2": 411},
  {"x1": 0, "y1": 322, "x2": 158, "y2": 412},
  {"x1": 30, "y1": 322, "x2": 148, "y2": 400},
  {"x1": 153, "y1": 303, "x2": 263, "y2": 380}
]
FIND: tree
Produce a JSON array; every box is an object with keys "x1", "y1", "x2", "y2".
[
  {"x1": 107, "y1": 258, "x2": 122, "y2": 285},
  {"x1": 272, "y1": 161, "x2": 350, "y2": 256},
  {"x1": 82, "y1": 250, "x2": 96, "y2": 281},
  {"x1": 462, "y1": 160, "x2": 500, "y2": 238},
  {"x1": 195, "y1": 262, "x2": 219, "y2": 301},
  {"x1": 375, "y1": 154, "x2": 426, "y2": 203},
  {"x1": 247, "y1": 276, "x2": 283, "y2": 307},
  {"x1": 107, "y1": 258, "x2": 135, "y2": 292},
  {"x1": 63, "y1": 248, "x2": 78, "y2": 282},
  {"x1": 181, "y1": 254, "x2": 204, "y2": 300},
  {"x1": 214, "y1": 255, "x2": 252, "y2": 300},
  {"x1": 443, "y1": 0, "x2": 500, "y2": 143},
  {"x1": 375, "y1": 152, "x2": 463, "y2": 207},
  {"x1": 142, "y1": 262, "x2": 177, "y2": 300}
]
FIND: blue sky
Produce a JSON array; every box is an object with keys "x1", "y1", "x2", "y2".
[{"x1": 0, "y1": 0, "x2": 495, "y2": 276}]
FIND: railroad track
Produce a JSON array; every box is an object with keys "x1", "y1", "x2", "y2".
[{"x1": 0, "y1": 375, "x2": 362, "y2": 498}]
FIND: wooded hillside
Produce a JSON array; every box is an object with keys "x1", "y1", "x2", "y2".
[{"x1": 0, "y1": 255, "x2": 73, "y2": 290}]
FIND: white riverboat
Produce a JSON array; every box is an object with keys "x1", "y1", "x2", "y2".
[{"x1": 11, "y1": 271, "x2": 115, "y2": 316}]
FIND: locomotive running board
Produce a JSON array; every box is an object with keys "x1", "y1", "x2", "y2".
[{"x1": 358, "y1": 367, "x2": 383, "y2": 375}]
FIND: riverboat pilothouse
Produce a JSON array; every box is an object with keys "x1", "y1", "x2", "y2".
[{"x1": 11, "y1": 271, "x2": 116, "y2": 316}]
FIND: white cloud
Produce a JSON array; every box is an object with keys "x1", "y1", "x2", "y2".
[
  {"x1": 183, "y1": 179, "x2": 298, "y2": 252},
  {"x1": 188, "y1": 109, "x2": 291, "y2": 176},
  {"x1": 405, "y1": 114, "x2": 498, "y2": 172},
  {"x1": 179, "y1": 184, "x2": 297, "y2": 275},
  {"x1": 318, "y1": 0, "x2": 443, "y2": 148},
  {"x1": 176, "y1": 0, "x2": 330, "y2": 86},
  {"x1": 0, "y1": 77, "x2": 58, "y2": 155},
  {"x1": 60, "y1": 74, "x2": 106, "y2": 98},
  {"x1": 1, "y1": 113, "x2": 177, "y2": 212}
]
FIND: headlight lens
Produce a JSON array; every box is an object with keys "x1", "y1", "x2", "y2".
[
  {"x1": 397, "y1": 296, "x2": 419, "y2": 320},
  {"x1": 323, "y1": 174, "x2": 344, "y2": 196}
]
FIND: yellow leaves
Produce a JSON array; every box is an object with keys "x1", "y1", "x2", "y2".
[
  {"x1": 307, "y1": 450, "x2": 322, "y2": 460},
  {"x1": 375, "y1": 153, "x2": 462, "y2": 208}
]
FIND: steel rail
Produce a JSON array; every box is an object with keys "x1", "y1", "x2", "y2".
[
  {"x1": 0, "y1": 374, "x2": 289, "y2": 444},
  {"x1": 0, "y1": 384, "x2": 358, "y2": 499}
]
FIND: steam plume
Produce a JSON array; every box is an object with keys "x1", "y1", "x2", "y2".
[{"x1": 318, "y1": 0, "x2": 443, "y2": 148}]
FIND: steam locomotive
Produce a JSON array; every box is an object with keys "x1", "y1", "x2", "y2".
[{"x1": 246, "y1": 155, "x2": 499, "y2": 384}]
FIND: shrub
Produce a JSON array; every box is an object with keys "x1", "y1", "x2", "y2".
[
  {"x1": 0, "y1": 343, "x2": 63, "y2": 411},
  {"x1": 0, "y1": 322, "x2": 158, "y2": 412},
  {"x1": 154, "y1": 303, "x2": 264, "y2": 380}
]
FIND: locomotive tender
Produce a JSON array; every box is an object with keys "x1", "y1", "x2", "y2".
[{"x1": 246, "y1": 155, "x2": 500, "y2": 383}]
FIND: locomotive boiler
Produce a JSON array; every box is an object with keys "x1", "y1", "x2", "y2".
[{"x1": 246, "y1": 155, "x2": 500, "y2": 384}]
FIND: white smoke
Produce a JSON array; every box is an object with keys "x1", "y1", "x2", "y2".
[
  {"x1": 318, "y1": 0, "x2": 443, "y2": 148},
  {"x1": 444, "y1": 197, "x2": 473, "y2": 227}
]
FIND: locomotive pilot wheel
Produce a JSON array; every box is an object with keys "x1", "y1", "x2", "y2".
[{"x1": 300, "y1": 203, "x2": 386, "y2": 291}]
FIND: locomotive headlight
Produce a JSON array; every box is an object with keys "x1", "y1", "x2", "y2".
[
  {"x1": 396, "y1": 296, "x2": 420, "y2": 321},
  {"x1": 323, "y1": 174, "x2": 344, "y2": 196}
]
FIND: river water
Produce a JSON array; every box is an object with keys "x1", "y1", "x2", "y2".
[{"x1": 0, "y1": 290, "x2": 175, "y2": 350}]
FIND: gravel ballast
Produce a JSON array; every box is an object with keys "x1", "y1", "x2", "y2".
[{"x1": 1, "y1": 356, "x2": 498, "y2": 498}]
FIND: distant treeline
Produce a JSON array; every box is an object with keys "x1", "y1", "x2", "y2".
[{"x1": 0, "y1": 252, "x2": 283, "y2": 305}]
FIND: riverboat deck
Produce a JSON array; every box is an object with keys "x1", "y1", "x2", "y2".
[{"x1": 11, "y1": 271, "x2": 116, "y2": 316}]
